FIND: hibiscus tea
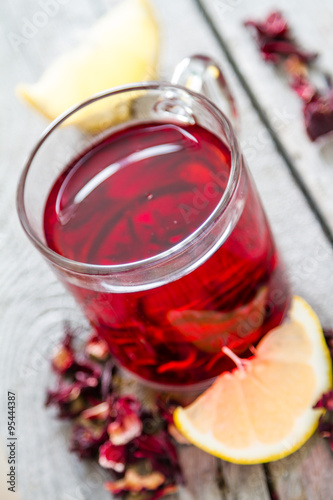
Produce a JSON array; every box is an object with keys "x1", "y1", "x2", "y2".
[{"x1": 43, "y1": 120, "x2": 290, "y2": 387}]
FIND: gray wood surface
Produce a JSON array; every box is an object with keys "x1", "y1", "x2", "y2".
[
  {"x1": 200, "y1": 0, "x2": 333, "y2": 235},
  {"x1": 0, "y1": 0, "x2": 333, "y2": 499}
]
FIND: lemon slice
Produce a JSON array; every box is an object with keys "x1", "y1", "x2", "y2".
[
  {"x1": 174, "y1": 296, "x2": 332, "y2": 464},
  {"x1": 16, "y1": 0, "x2": 159, "y2": 131}
]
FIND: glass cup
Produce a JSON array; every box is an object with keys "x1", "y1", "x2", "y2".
[{"x1": 17, "y1": 56, "x2": 290, "y2": 390}]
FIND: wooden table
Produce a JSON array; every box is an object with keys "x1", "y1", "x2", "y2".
[{"x1": 1, "y1": 0, "x2": 333, "y2": 498}]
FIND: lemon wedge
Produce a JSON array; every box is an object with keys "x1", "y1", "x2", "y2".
[
  {"x1": 174, "y1": 296, "x2": 332, "y2": 464},
  {"x1": 16, "y1": 0, "x2": 159, "y2": 130}
]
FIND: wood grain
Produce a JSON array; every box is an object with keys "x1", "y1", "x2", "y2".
[
  {"x1": 199, "y1": 0, "x2": 333, "y2": 235},
  {"x1": 0, "y1": 0, "x2": 333, "y2": 499}
]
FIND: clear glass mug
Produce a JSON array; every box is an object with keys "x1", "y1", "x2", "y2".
[{"x1": 17, "y1": 55, "x2": 290, "y2": 390}]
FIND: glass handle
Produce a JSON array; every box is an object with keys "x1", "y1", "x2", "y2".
[{"x1": 171, "y1": 55, "x2": 238, "y2": 130}]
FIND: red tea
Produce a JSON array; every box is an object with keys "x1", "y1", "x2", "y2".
[{"x1": 44, "y1": 121, "x2": 290, "y2": 387}]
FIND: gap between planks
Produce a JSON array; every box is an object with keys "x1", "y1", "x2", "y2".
[{"x1": 193, "y1": 0, "x2": 333, "y2": 249}]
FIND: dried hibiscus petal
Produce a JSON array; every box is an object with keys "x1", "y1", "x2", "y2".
[
  {"x1": 81, "y1": 401, "x2": 110, "y2": 421},
  {"x1": 290, "y1": 75, "x2": 317, "y2": 103},
  {"x1": 46, "y1": 381, "x2": 86, "y2": 418},
  {"x1": 314, "y1": 328, "x2": 333, "y2": 453},
  {"x1": 52, "y1": 330, "x2": 75, "y2": 374},
  {"x1": 105, "y1": 469, "x2": 165, "y2": 495},
  {"x1": 244, "y1": 11, "x2": 333, "y2": 141},
  {"x1": 290, "y1": 73, "x2": 333, "y2": 141},
  {"x1": 156, "y1": 399, "x2": 177, "y2": 426},
  {"x1": 133, "y1": 431, "x2": 183, "y2": 482},
  {"x1": 108, "y1": 396, "x2": 143, "y2": 445},
  {"x1": 245, "y1": 11, "x2": 317, "y2": 64},
  {"x1": 100, "y1": 359, "x2": 116, "y2": 401},
  {"x1": 318, "y1": 417, "x2": 333, "y2": 451},
  {"x1": 303, "y1": 89, "x2": 333, "y2": 141},
  {"x1": 74, "y1": 370, "x2": 99, "y2": 388},
  {"x1": 99, "y1": 440, "x2": 126, "y2": 473},
  {"x1": 134, "y1": 433, "x2": 168, "y2": 457},
  {"x1": 73, "y1": 358, "x2": 103, "y2": 381},
  {"x1": 85, "y1": 333, "x2": 110, "y2": 361},
  {"x1": 108, "y1": 412, "x2": 142, "y2": 445},
  {"x1": 245, "y1": 11, "x2": 289, "y2": 39},
  {"x1": 324, "y1": 328, "x2": 333, "y2": 339},
  {"x1": 47, "y1": 324, "x2": 182, "y2": 498},
  {"x1": 314, "y1": 390, "x2": 333, "y2": 412},
  {"x1": 260, "y1": 40, "x2": 317, "y2": 64},
  {"x1": 71, "y1": 421, "x2": 108, "y2": 459}
]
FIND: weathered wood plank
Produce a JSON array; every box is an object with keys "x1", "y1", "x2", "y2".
[
  {"x1": 268, "y1": 435, "x2": 333, "y2": 500},
  {"x1": 199, "y1": 0, "x2": 333, "y2": 235},
  {"x1": 269, "y1": 436, "x2": 333, "y2": 500},
  {"x1": 179, "y1": 447, "x2": 225, "y2": 500},
  {"x1": 1, "y1": 4, "x2": 112, "y2": 500},
  {"x1": 221, "y1": 462, "x2": 271, "y2": 500},
  {"x1": 197, "y1": 0, "x2": 333, "y2": 498}
]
